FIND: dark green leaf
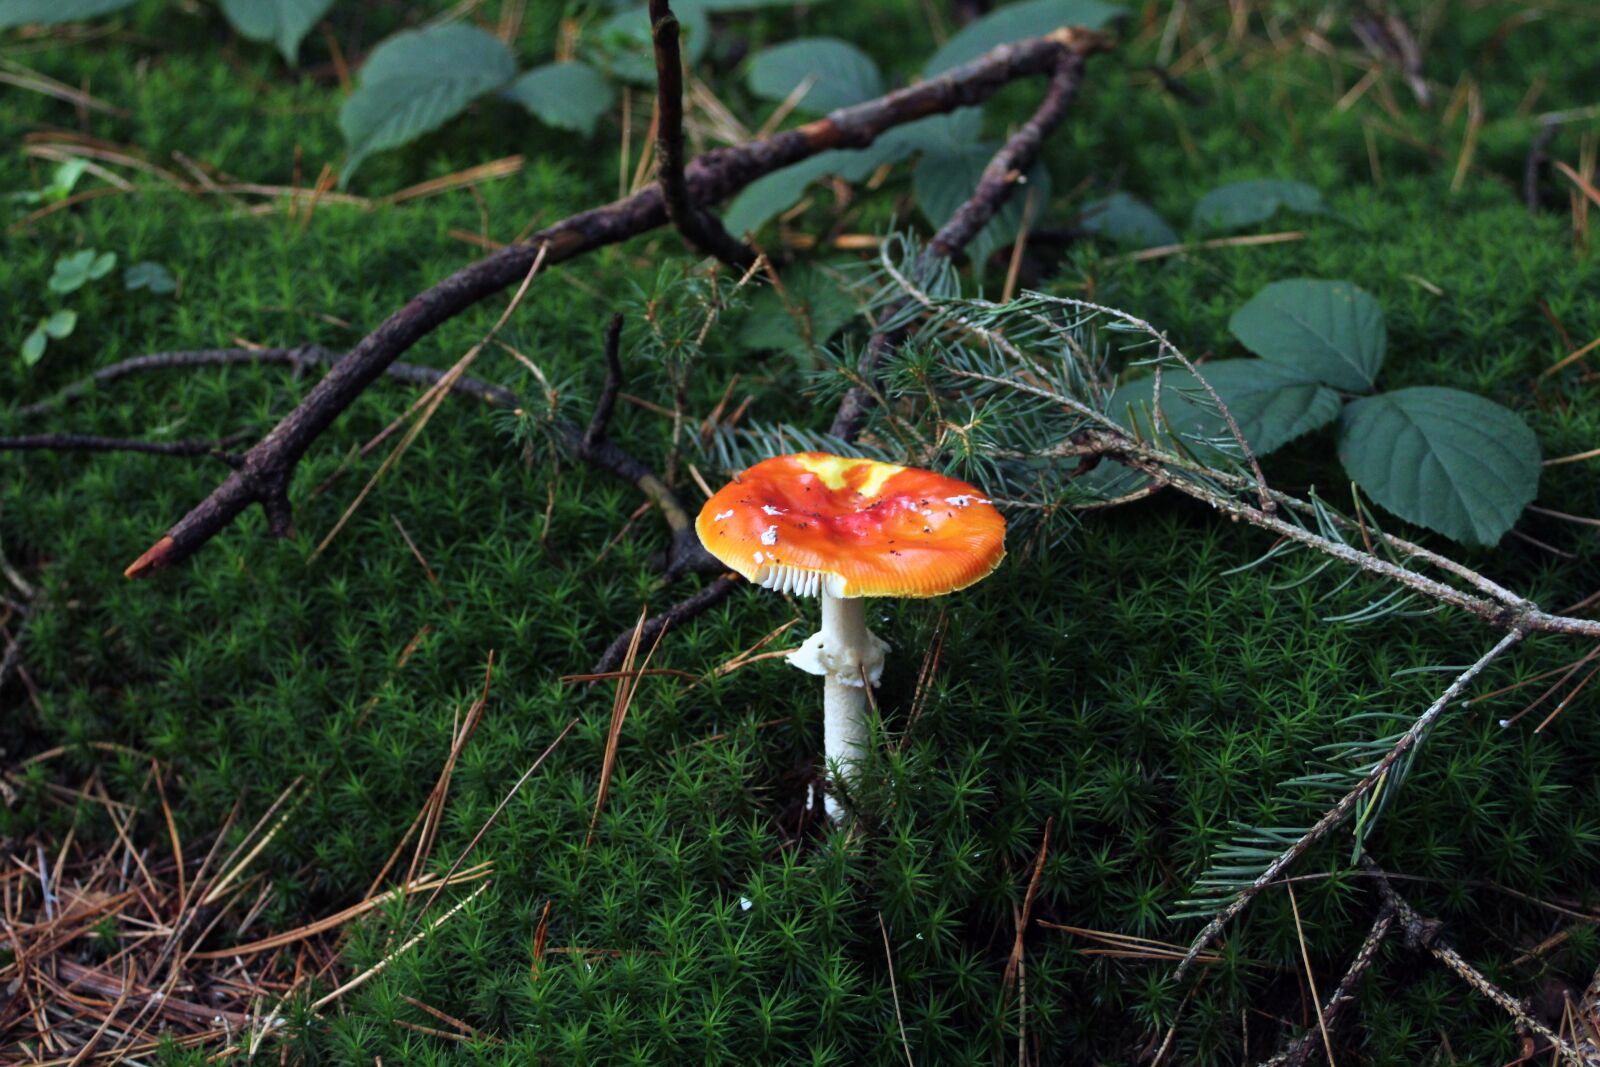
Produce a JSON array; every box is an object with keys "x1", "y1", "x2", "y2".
[
  {"x1": 0, "y1": 0, "x2": 135, "y2": 30},
  {"x1": 48, "y1": 250, "x2": 98, "y2": 294},
  {"x1": 914, "y1": 142, "x2": 1050, "y2": 266},
  {"x1": 504, "y1": 62, "x2": 615, "y2": 135},
  {"x1": 338, "y1": 24, "x2": 517, "y2": 182},
  {"x1": 1107, "y1": 359, "x2": 1342, "y2": 459},
  {"x1": 1191, "y1": 178, "x2": 1323, "y2": 231},
  {"x1": 1079, "y1": 192, "x2": 1177, "y2": 248},
  {"x1": 594, "y1": 1, "x2": 708, "y2": 84},
  {"x1": 1338, "y1": 387, "x2": 1541, "y2": 545},
  {"x1": 124, "y1": 261, "x2": 177, "y2": 294},
  {"x1": 737, "y1": 263, "x2": 858, "y2": 352},
  {"x1": 722, "y1": 140, "x2": 912, "y2": 235},
  {"x1": 219, "y1": 0, "x2": 334, "y2": 64},
  {"x1": 747, "y1": 38, "x2": 883, "y2": 114},
  {"x1": 923, "y1": 0, "x2": 1125, "y2": 75},
  {"x1": 1229, "y1": 278, "x2": 1385, "y2": 393}
]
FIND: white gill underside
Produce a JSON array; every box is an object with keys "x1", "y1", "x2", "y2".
[{"x1": 755, "y1": 563, "x2": 846, "y2": 598}]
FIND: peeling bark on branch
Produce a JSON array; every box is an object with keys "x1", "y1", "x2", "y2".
[{"x1": 123, "y1": 27, "x2": 1110, "y2": 577}]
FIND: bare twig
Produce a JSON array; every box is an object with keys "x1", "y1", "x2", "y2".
[
  {"x1": 827, "y1": 43, "x2": 1100, "y2": 440},
  {"x1": 14, "y1": 345, "x2": 519, "y2": 418},
  {"x1": 650, "y1": 0, "x2": 757, "y2": 269},
  {"x1": 1260, "y1": 904, "x2": 1395, "y2": 1067},
  {"x1": 121, "y1": 28, "x2": 1110, "y2": 577},
  {"x1": 0, "y1": 434, "x2": 236, "y2": 460}
]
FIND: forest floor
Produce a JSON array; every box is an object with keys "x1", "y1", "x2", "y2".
[{"x1": 4, "y1": 1, "x2": 1600, "y2": 1064}]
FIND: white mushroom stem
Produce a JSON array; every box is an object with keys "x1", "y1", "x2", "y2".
[{"x1": 787, "y1": 591, "x2": 889, "y2": 821}]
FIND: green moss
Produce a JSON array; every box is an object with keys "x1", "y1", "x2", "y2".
[{"x1": 4, "y1": 1, "x2": 1600, "y2": 1064}]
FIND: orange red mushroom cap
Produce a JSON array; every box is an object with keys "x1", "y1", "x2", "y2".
[{"x1": 695, "y1": 452, "x2": 1006, "y2": 598}]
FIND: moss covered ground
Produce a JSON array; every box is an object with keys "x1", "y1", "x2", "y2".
[{"x1": 4, "y1": 1, "x2": 1600, "y2": 1063}]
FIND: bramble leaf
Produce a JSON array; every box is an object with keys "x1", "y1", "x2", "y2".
[
  {"x1": 747, "y1": 38, "x2": 883, "y2": 114},
  {"x1": 0, "y1": 0, "x2": 135, "y2": 30},
  {"x1": 338, "y1": 24, "x2": 517, "y2": 182},
  {"x1": 219, "y1": 0, "x2": 334, "y2": 64},
  {"x1": 1338, "y1": 387, "x2": 1541, "y2": 546},
  {"x1": 1079, "y1": 192, "x2": 1177, "y2": 248},
  {"x1": 1192, "y1": 178, "x2": 1323, "y2": 231},
  {"x1": 1107, "y1": 359, "x2": 1342, "y2": 459},
  {"x1": 923, "y1": 0, "x2": 1125, "y2": 76},
  {"x1": 1230, "y1": 279, "x2": 1385, "y2": 393},
  {"x1": 504, "y1": 62, "x2": 615, "y2": 135}
]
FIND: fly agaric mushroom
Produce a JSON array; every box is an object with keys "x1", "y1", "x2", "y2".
[{"x1": 696, "y1": 452, "x2": 1005, "y2": 819}]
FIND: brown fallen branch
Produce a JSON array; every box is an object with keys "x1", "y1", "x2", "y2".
[
  {"x1": 1259, "y1": 903, "x2": 1394, "y2": 1067},
  {"x1": 121, "y1": 27, "x2": 1110, "y2": 579},
  {"x1": 830, "y1": 48, "x2": 1091, "y2": 440},
  {"x1": 0, "y1": 433, "x2": 236, "y2": 459},
  {"x1": 570, "y1": 314, "x2": 722, "y2": 581},
  {"x1": 651, "y1": 0, "x2": 758, "y2": 269},
  {"x1": 15, "y1": 345, "x2": 518, "y2": 418}
]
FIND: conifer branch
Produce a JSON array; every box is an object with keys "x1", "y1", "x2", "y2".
[
  {"x1": 1360, "y1": 855, "x2": 1585, "y2": 1066},
  {"x1": 1173, "y1": 628, "x2": 1525, "y2": 978}
]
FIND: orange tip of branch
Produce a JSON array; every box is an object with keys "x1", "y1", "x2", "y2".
[{"x1": 124, "y1": 536, "x2": 175, "y2": 580}]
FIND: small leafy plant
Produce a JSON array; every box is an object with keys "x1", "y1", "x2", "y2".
[
  {"x1": 18, "y1": 250, "x2": 175, "y2": 366},
  {"x1": 1110, "y1": 278, "x2": 1542, "y2": 546}
]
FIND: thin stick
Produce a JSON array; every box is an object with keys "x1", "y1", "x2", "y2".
[
  {"x1": 649, "y1": 0, "x2": 756, "y2": 269},
  {"x1": 879, "y1": 913, "x2": 916, "y2": 1067},
  {"x1": 1285, "y1": 882, "x2": 1335, "y2": 1067}
]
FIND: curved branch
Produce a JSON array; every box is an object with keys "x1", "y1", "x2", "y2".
[
  {"x1": 651, "y1": 0, "x2": 758, "y2": 269},
  {"x1": 15, "y1": 346, "x2": 519, "y2": 418},
  {"x1": 0, "y1": 434, "x2": 234, "y2": 459},
  {"x1": 121, "y1": 27, "x2": 1111, "y2": 577}
]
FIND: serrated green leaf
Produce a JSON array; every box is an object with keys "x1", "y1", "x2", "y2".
[
  {"x1": 1078, "y1": 192, "x2": 1177, "y2": 248},
  {"x1": 124, "y1": 261, "x2": 177, "y2": 294},
  {"x1": 594, "y1": 1, "x2": 708, "y2": 85},
  {"x1": 219, "y1": 0, "x2": 335, "y2": 65},
  {"x1": 21, "y1": 327, "x2": 47, "y2": 366},
  {"x1": 914, "y1": 141, "x2": 1050, "y2": 266},
  {"x1": 43, "y1": 309, "x2": 78, "y2": 338},
  {"x1": 1107, "y1": 359, "x2": 1342, "y2": 459},
  {"x1": 747, "y1": 38, "x2": 883, "y2": 114},
  {"x1": 1192, "y1": 178, "x2": 1324, "y2": 231},
  {"x1": 722, "y1": 139, "x2": 912, "y2": 235},
  {"x1": 1338, "y1": 387, "x2": 1541, "y2": 546},
  {"x1": 504, "y1": 62, "x2": 615, "y2": 135},
  {"x1": 1229, "y1": 278, "x2": 1385, "y2": 393},
  {"x1": 338, "y1": 24, "x2": 517, "y2": 182},
  {"x1": 923, "y1": 0, "x2": 1126, "y2": 76},
  {"x1": 0, "y1": 0, "x2": 135, "y2": 30},
  {"x1": 737, "y1": 263, "x2": 858, "y2": 353}
]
